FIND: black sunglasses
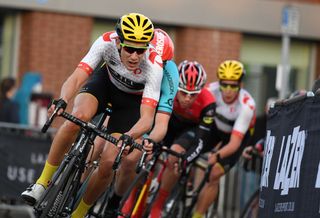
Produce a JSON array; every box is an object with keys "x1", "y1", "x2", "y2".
[{"x1": 120, "y1": 42, "x2": 148, "y2": 55}]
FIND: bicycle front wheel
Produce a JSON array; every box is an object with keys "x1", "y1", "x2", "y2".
[
  {"x1": 35, "y1": 155, "x2": 81, "y2": 218},
  {"x1": 240, "y1": 189, "x2": 260, "y2": 218}
]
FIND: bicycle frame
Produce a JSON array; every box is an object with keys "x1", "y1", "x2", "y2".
[
  {"x1": 118, "y1": 146, "x2": 184, "y2": 218},
  {"x1": 34, "y1": 104, "x2": 143, "y2": 217},
  {"x1": 162, "y1": 156, "x2": 213, "y2": 218}
]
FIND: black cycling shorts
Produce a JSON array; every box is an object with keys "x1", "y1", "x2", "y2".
[
  {"x1": 79, "y1": 64, "x2": 142, "y2": 134},
  {"x1": 174, "y1": 125, "x2": 251, "y2": 172}
]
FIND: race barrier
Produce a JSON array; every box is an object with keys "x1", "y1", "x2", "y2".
[
  {"x1": 0, "y1": 123, "x2": 52, "y2": 200},
  {"x1": 259, "y1": 92, "x2": 320, "y2": 218}
]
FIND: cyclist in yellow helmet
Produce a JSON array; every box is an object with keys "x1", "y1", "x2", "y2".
[
  {"x1": 191, "y1": 60, "x2": 256, "y2": 218},
  {"x1": 21, "y1": 13, "x2": 164, "y2": 218}
]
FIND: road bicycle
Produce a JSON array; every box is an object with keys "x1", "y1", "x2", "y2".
[
  {"x1": 118, "y1": 143, "x2": 185, "y2": 218},
  {"x1": 239, "y1": 145, "x2": 263, "y2": 218},
  {"x1": 161, "y1": 154, "x2": 214, "y2": 218},
  {"x1": 33, "y1": 102, "x2": 143, "y2": 218}
]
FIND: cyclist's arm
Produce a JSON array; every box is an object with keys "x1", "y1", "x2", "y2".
[
  {"x1": 185, "y1": 103, "x2": 216, "y2": 163},
  {"x1": 243, "y1": 138, "x2": 264, "y2": 159},
  {"x1": 213, "y1": 105, "x2": 254, "y2": 161},
  {"x1": 59, "y1": 67, "x2": 90, "y2": 103},
  {"x1": 58, "y1": 35, "x2": 108, "y2": 103},
  {"x1": 148, "y1": 60, "x2": 179, "y2": 142},
  {"x1": 126, "y1": 104, "x2": 156, "y2": 140},
  {"x1": 148, "y1": 112, "x2": 171, "y2": 142}
]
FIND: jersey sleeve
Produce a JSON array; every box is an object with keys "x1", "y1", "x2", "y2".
[
  {"x1": 157, "y1": 60, "x2": 179, "y2": 114},
  {"x1": 78, "y1": 35, "x2": 109, "y2": 75},
  {"x1": 141, "y1": 52, "x2": 163, "y2": 108},
  {"x1": 232, "y1": 102, "x2": 255, "y2": 138}
]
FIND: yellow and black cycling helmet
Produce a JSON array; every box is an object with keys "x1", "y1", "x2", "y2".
[
  {"x1": 115, "y1": 13, "x2": 154, "y2": 43},
  {"x1": 217, "y1": 60, "x2": 245, "y2": 81}
]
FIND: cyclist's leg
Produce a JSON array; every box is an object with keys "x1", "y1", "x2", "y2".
[
  {"x1": 150, "y1": 127, "x2": 203, "y2": 218},
  {"x1": 72, "y1": 137, "x2": 120, "y2": 217},
  {"x1": 188, "y1": 124, "x2": 222, "y2": 218},
  {"x1": 73, "y1": 82, "x2": 143, "y2": 217},
  {"x1": 150, "y1": 139, "x2": 189, "y2": 218},
  {"x1": 80, "y1": 118, "x2": 109, "y2": 183},
  {"x1": 116, "y1": 148, "x2": 143, "y2": 192},
  {"x1": 193, "y1": 130, "x2": 252, "y2": 218},
  {"x1": 97, "y1": 148, "x2": 143, "y2": 216},
  {"x1": 193, "y1": 164, "x2": 224, "y2": 217},
  {"x1": 116, "y1": 149, "x2": 142, "y2": 192},
  {"x1": 21, "y1": 93, "x2": 98, "y2": 204}
]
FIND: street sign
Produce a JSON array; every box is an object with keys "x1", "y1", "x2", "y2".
[{"x1": 281, "y1": 5, "x2": 300, "y2": 35}]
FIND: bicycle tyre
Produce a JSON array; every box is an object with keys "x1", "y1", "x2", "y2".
[
  {"x1": 240, "y1": 189, "x2": 260, "y2": 218},
  {"x1": 56, "y1": 162, "x2": 83, "y2": 217},
  {"x1": 86, "y1": 173, "x2": 115, "y2": 218},
  {"x1": 161, "y1": 184, "x2": 185, "y2": 218},
  {"x1": 35, "y1": 154, "x2": 79, "y2": 218}
]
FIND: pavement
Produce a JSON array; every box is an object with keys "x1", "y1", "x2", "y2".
[{"x1": 0, "y1": 203, "x2": 35, "y2": 218}]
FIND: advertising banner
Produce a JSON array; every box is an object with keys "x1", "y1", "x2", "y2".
[
  {"x1": 0, "y1": 127, "x2": 51, "y2": 199},
  {"x1": 259, "y1": 96, "x2": 320, "y2": 217}
]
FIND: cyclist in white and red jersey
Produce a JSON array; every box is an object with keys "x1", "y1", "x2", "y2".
[
  {"x1": 81, "y1": 28, "x2": 178, "y2": 166},
  {"x1": 191, "y1": 60, "x2": 256, "y2": 218},
  {"x1": 21, "y1": 13, "x2": 163, "y2": 217},
  {"x1": 150, "y1": 60, "x2": 216, "y2": 218},
  {"x1": 99, "y1": 28, "x2": 180, "y2": 216},
  {"x1": 117, "y1": 28, "x2": 179, "y2": 217}
]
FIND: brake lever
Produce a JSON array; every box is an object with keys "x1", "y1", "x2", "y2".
[{"x1": 136, "y1": 150, "x2": 147, "y2": 173}]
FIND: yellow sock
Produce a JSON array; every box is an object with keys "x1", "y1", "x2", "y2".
[
  {"x1": 192, "y1": 211, "x2": 204, "y2": 218},
  {"x1": 71, "y1": 199, "x2": 92, "y2": 218},
  {"x1": 36, "y1": 161, "x2": 58, "y2": 188}
]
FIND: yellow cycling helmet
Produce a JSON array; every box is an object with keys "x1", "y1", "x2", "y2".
[
  {"x1": 115, "y1": 13, "x2": 154, "y2": 43},
  {"x1": 217, "y1": 60, "x2": 245, "y2": 81}
]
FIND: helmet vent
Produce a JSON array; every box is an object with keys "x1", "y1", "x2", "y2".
[
  {"x1": 136, "y1": 14, "x2": 141, "y2": 26},
  {"x1": 126, "y1": 17, "x2": 135, "y2": 27}
]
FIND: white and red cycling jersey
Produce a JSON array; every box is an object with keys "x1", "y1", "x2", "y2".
[
  {"x1": 207, "y1": 81, "x2": 256, "y2": 138},
  {"x1": 78, "y1": 31, "x2": 163, "y2": 108}
]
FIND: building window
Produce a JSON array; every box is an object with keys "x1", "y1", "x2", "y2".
[{"x1": 0, "y1": 12, "x2": 18, "y2": 79}]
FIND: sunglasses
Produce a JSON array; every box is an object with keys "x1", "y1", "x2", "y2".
[
  {"x1": 219, "y1": 82, "x2": 240, "y2": 91},
  {"x1": 120, "y1": 42, "x2": 148, "y2": 55},
  {"x1": 178, "y1": 88, "x2": 200, "y2": 97}
]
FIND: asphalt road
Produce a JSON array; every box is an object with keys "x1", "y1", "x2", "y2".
[{"x1": 0, "y1": 203, "x2": 35, "y2": 218}]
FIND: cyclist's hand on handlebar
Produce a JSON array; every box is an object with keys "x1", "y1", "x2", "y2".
[
  {"x1": 208, "y1": 152, "x2": 220, "y2": 165},
  {"x1": 142, "y1": 138, "x2": 156, "y2": 155},
  {"x1": 242, "y1": 146, "x2": 254, "y2": 160},
  {"x1": 117, "y1": 133, "x2": 134, "y2": 155},
  {"x1": 48, "y1": 98, "x2": 67, "y2": 117}
]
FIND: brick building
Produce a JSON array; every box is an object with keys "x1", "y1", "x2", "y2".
[{"x1": 1, "y1": 0, "x2": 320, "y2": 117}]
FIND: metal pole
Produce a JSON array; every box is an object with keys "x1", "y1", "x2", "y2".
[{"x1": 279, "y1": 33, "x2": 290, "y2": 99}]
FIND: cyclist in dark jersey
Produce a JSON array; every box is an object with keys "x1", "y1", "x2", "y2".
[
  {"x1": 150, "y1": 60, "x2": 216, "y2": 218},
  {"x1": 21, "y1": 13, "x2": 163, "y2": 218}
]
